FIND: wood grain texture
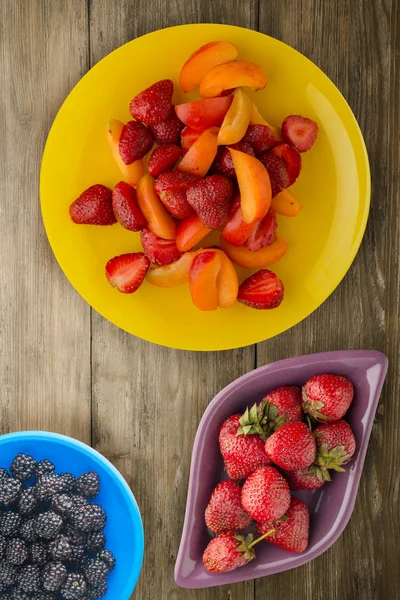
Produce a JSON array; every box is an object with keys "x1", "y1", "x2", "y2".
[{"x1": 0, "y1": 0, "x2": 91, "y2": 441}]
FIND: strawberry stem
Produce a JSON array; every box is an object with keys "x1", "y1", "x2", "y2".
[{"x1": 247, "y1": 528, "x2": 275, "y2": 549}]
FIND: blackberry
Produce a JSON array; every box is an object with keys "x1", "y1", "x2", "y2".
[
  {"x1": 96, "y1": 549, "x2": 116, "y2": 572},
  {"x1": 86, "y1": 531, "x2": 106, "y2": 553},
  {"x1": 32, "y1": 594, "x2": 57, "y2": 600},
  {"x1": 73, "y1": 495, "x2": 88, "y2": 509},
  {"x1": 10, "y1": 587, "x2": 31, "y2": 599},
  {"x1": 35, "y1": 460, "x2": 55, "y2": 478},
  {"x1": 35, "y1": 511, "x2": 63, "y2": 539},
  {"x1": 0, "y1": 560, "x2": 17, "y2": 585},
  {"x1": 0, "y1": 478, "x2": 22, "y2": 505},
  {"x1": 35, "y1": 474, "x2": 64, "y2": 501},
  {"x1": 18, "y1": 487, "x2": 38, "y2": 516},
  {"x1": 76, "y1": 472, "x2": 100, "y2": 499},
  {"x1": 41, "y1": 561, "x2": 67, "y2": 592},
  {"x1": 30, "y1": 541, "x2": 49, "y2": 565},
  {"x1": 6, "y1": 537, "x2": 29, "y2": 566},
  {"x1": 10, "y1": 454, "x2": 37, "y2": 482},
  {"x1": 88, "y1": 580, "x2": 108, "y2": 599},
  {"x1": 58, "y1": 473, "x2": 76, "y2": 493},
  {"x1": 20, "y1": 517, "x2": 38, "y2": 542},
  {"x1": 62, "y1": 523, "x2": 86, "y2": 545},
  {"x1": 70, "y1": 504, "x2": 106, "y2": 532},
  {"x1": 49, "y1": 534, "x2": 72, "y2": 561},
  {"x1": 0, "y1": 533, "x2": 6, "y2": 558},
  {"x1": 0, "y1": 511, "x2": 22, "y2": 536},
  {"x1": 69, "y1": 542, "x2": 85, "y2": 562},
  {"x1": 51, "y1": 493, "x2": 76, "y2": 516},
  {"x1": 60, "y1": 573, "x2": 87, "y2": 599},
  {"x1": 18, "y1": 564, "x2": 41, "y2": 592},
  {"x1": 0, "y1": 468, "x2": 9, "y2": 481},
  {"x1": 82, "y1": 558, "x2": 108, "y2": 585}
]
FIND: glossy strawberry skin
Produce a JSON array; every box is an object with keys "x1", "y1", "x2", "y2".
[
  {"x1": 202, "y1": 533, "x2": 252, "y2": 573},
  {"x1": 205, "y1": 480, "x2": 252, "y2": 534},
  {"x1": 150, "y1": 108, "x2": 184, "y2": 145},
  {"x1": 140, "y1": 228, "x2": 181, "y2": 266},
  {"x1": 314, "y1": 420, "x2": 356, "y2": 465},
  {"x1": 186, "y1": 175, "x2": 234, "y2": 229},
  {"x1": 69, "y1": 184, "x2": 115, "y2": 226},
  {"x1": 112, "y1": 181, "x2": 147, "y2": 231},
  {"x1": 259, "y1": 152, "x2": 289, "y2": 197},
  {"x1": 264, "y1": 422, "x2": 316, "y2": 471},
  {"x1": 147, "y1": 144, "x2": 182, "y2": 177},
  {"x1": 213, "y1": 141, "x2": 255, "y2": 178},
  {"x1": 256, "y1": 497, "x2": 309, "y2": 553},
  {"x1": 118, "y1": 121, "x2": 153, "y2": 165},
  {"x1": 302, "y1": 374, "x2": 354, "y2": 422},
  {"x1": 243, "y1": 124, "x2": 277, "y2": 155},
  {"x1": 129, "y1": 79, "x2": 174, "y2": 125},
  {"x1": 262, "y1": 386, "x2": 303, "y2": 423},
  {"x1": 219, "y1": 414, "x2": 270, "y2": 481},
  {"x1": 241, "y1": 466, "x2": 291, "y2": 523},
  {"x1": 285, "y1": 467, "x2": 326, "y2": 491}
]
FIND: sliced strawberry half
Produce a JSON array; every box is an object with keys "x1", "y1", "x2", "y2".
[
  {"x1": 238, "y1": 269, "x2": 284, "y2": 309},
  {"x1": 112, "y1": 181, "x2": 147, "y2": 231},
  {"x1": 70, "y1": 184, "x2": 116, "y2": 226},
  {"x1": 105, "y1": 253, "x2": 150, "y2": 293},
  {"x1": 129, "y1": 79, "x2": 174, "y2": 125},
  {"x1": 246, "y1": 210, "x2": 277, "y2": 252},
  {"x1": 118, "y1": 121, "x2": 153, "y2": 165},
  {"x1": 147, "y1": 144, "x2": 182, "y2": 177},
  {"x1": 282, "y1": 115, "x2": 319, "y2": 152},
  {"x1": 243, "y1": 124, "x2": 277, "y2": 155},
  {"x1": 270, "y1": 144, "x2": 302, "y2": 185},
  {"x1": 140, "y1": 227, "x2": 181, "y2": 266}
]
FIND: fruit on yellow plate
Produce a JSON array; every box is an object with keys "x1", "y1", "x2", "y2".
[
  {"x1": 228, "y1": 149, "x2": 271, "y2": 223},
  {"x1": 217, "y1": 88, "x2": 252, "y2": 146},
  {"x1": 271, "y1": 189, "x2": 303, "y2": 217},
  {"x1": 220, "y1": 237, "x2": 288, "y2": 268},
  {"x1": 200, "y1": 61, "x2": 267, "y2": 98},
  {"x1": 137, "y1": 175, "x2": 176, "y2": 240},
  {"x1": 177, "y1": 128, "x2": 219, "y2": 177},
  {"x1": 106, "y1": 120, "x2": 145, "y2": 186},
  {"x1": 179, "y1": 41, "x2": 239, "y2": 93}
]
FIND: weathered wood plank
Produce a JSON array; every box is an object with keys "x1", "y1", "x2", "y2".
[{"x1": 0, "y1": 0, "x2": 91, "y2": 441}]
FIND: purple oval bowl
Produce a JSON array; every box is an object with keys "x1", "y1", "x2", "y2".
[{"x1": 175, "y1": 350, "x2": 388, "y2": 589}]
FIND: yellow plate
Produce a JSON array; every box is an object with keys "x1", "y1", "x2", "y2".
[{"x1": 40, "y1": 24, "x2": 370, "y2": 351}]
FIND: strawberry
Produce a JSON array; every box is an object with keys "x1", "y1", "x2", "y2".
[
  {"x1": 105, "y1": 253, "x2": 149, "y2": 293},
  {"x1": 245, "y1": 210, "x2": 277, "y2": 252},
  {"x1": 285, "y1": 466, "x2": 326, "y2": 491},
  {"x1": 186, "y1": 175, "x2": 234, "y2": 229},
  {"x1": 150, "y1": 108, "x2": 184, "y2": 145},
  {"x1": 213, "y1": 142, "x2": 255, "y2": 178},
  {"x1": 203, "y1": 533, "x2": 255, "y2": 573},
  {"x1": 243, "y1": 124, "x2": 277, "y2": 155},
  {"x1": 69, "y1": 184, "x2": 116, "y2": 225},
  {"x1": 219, "y1": 414, "x2": 270, "y2": 481},
  {"x1": 221, "y1": 194, "x2": 254, "y2": 247},
  {"x1": 241, "y1": 466, "x2": 291, "y2": 522},
  {"x1": 118, "y1": 121, "x2": 153, "y2": 165},
  {"x1": 282, "y1": 115, "x2": 318, "y2": 152},
  {"x1": 154, "y1": 170, "x2": 199, "y2": 219},
  {"x1": 129, "y1": 79, "x2": 174, "y2": 125},
  {"x1": 256, "y1": 497, "x2": 309, "y2": 553},
  {"x1": 237, "y1": 269, "x2": 284, "y2": 310},
  {"x1": 259, "y1": 152, "x2": 289, "y2": 197},
  {"x1": 112, "y1": 181, "x2": 147, "y2": 231},
  {"x1": 205, "y1": 480, "x2": 252, "y2": 534},
  {"x1": 180, "y1": 126, "x2": 202, "y2": 152},
  {"x1": 263, "y1": 386, "x2": 303, "y2": 424},
  {"x1": 147, "y1": 144, "x2": 182, "y2": 177},
  {"x1": 314, "y1": 420, "x2": 356, "y2": 471},
  {"x1": 270, "y1": 144, "x2": 302, "y2": 185},
  {"x1": 158, "y1": 189, "x2": 194, "y2": 220},
  {"x1": 264, "y1": 421, "x2": 316, "y2": 470},
  {"x1": 140, "y1": 227, "x2": 181, "y2": 266},
  {"x1": 302, "y1": 374, "x2": 354, "y2": 422}
]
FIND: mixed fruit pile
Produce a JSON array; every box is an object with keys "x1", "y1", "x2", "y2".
[
  {"x1": 69, "y1": 40, "x2": 319, "y2": 311},
  {"x1": 202, "y1": 373, "x2": 356, "y2": 573},
  {"x1": 0, "y1": 454, "x2": 115, "y2": 599}
]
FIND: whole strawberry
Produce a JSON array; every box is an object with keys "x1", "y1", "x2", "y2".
[
  {"x1": 203, "y1": 530, "x2": 275, "y2": 573},
  {"x1": 112, "y1": 181, "x2": 147, "y2": 231},
  {"x1": 314, "y1": 420, "x2": 356, "y2": 471},
  {"x1": 241, "y1": 466, "x2": 290, "y2": 522},
  {"x1": 285, "y1": 466, "x2": 326, "y2": 491},
  {"x1": 219, "y1": 414, "x2": 270, "y2": 481},
  {"x1": 186, "y1": 175, "x2": 234, "y2": 229},
  {"x1": 256, "y1": 497, "x2": 309, "y2": 553},
  {"x1": 147, "y1": 144, "x2": 182, "y2": 177},
  {"x1": 262, "y1": 386, "x2": 303, "y2": 425},
  {"x1": 302, "y1": 374, "x2": 354, "y2": 422},
  {"x1": 69, "y1": 184, "x2": 116, "y2": 226},
  {"x1": 205, "y1": 480, "x2": 252, "y2": 535},
  {"x1": 150, "y1": 108, "x2": 184, "y2": 145},
  {"x1": 264, "y1": 422, "x2": 316, "y2": 471},
  {"x1": 130, "y1": 79, "x2": 174, "y2": 125},
  {"x1": 118, "y1": 121, "x2": 153, "y2": 164}
]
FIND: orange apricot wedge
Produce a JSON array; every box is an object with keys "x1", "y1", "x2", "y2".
[
  {"x1": 200, "y1": 61, "x2": 267, "y2": 99},
  {"x1": 176, "y1": 215, "x2": 212, "y2": 252},
  {"x1": 137, "y1": 175, "x2": 176, "y2": 240},
  {"x1": 214, "y1": 250, "x2": 239, "y2": 308},
  {"x1": 249, "y1": 104, "x2": 283, "y2": 141},
  {"x1": 179, "y1": 41, "x2": 238, "y2": 93},
  {"x1": 177, "y1": 128, "x2": 219, "y2": 177},
  {"x1": 106, "y1": 120, "x2": 144, "y2": 186},
  {"x1": 229, "y1": 149, "x2": 272, "y2": 224},
  {"x1": 220, "y1": 237, "x2": 288, "y2": 268},
  {"x1": 217, "y1": 88, "x2": 252, "y2": 146},
  {"x1": 271, "y1": 189, "x2": 303, "y2": 217},
  {"x1": 147, "y1": 252, "x2": 195, "y2": 287},
  {"x1": 189, "y1": 251, "x2": 222, "y2": 311}
]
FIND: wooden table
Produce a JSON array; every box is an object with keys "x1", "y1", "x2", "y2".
[{"x1": 1, "y1": 1, "x2": 399, "y2": 598}]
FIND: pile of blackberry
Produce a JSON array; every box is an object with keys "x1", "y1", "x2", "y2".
[{"x1": 0, "y1": 454, "x2": 116, "y2": 599}]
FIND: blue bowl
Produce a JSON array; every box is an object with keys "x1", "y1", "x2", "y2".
[{"x1": 0, "y1": 431, "x2": 144, "y2": 599}]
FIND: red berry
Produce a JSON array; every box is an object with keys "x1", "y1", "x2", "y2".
[
  {"x1": 140, "y1": 228, "x2": 181, "y2": 266},
  {"x1": 314, "y1": 420, "x2": 356, "y2": 467},
  {"x1": 147, "y1": 144, "x2": 182, "y2": 177},
  {"x1": 256, "y1": 497, "x2": 309, "y2": 553},
  {"x1": 282, "y1": 115, "x2": 318, "y2": 152},
  {"x1": 270, "y1": 143, "x2": 302, "y2": 185},
  {"x1": 237, "y1": 269, "x2": 284, "y2": 310},
  {"x1": 129, "y1": 79, "x2": 174, "y2": 125},
  {"x1": 263, "y1": 386, "x2": 303, "y2": 424},
  {"x1": 243, "y1": 124, "x2": 277, "y2": 155},
  {"x1": 259, "y1": 152, "x2": 289, "y2": 197},
  {"x1": 203, "y1": 533, "x2": 255, "y2": 574},
  {"x1": 149, "y1": 108, "x2": 184, "y2": 145},
  {"x1": 241, "y1": 466, "x2": 291, "y2": 522},
  {"x1": 213, "y1": 141, "x2": 255, "y2": 178},
  {"x1": 69, "y1": 184, "x2": 115, "y2": 226},
  {"x1": 302, "y1": 374, "x2": 354, "y2": 422},
  {"x1": 118, "y1": 121, "x2": 153, "y2": 165},
  {"x1": 205, "y1": 481, "x2": 252, "y2": 535},
  {"x1": 285, "y1": 467, "x2": 326, "y2": 491},
  {"x1": 186, "y1": 175, "x2": 234, "y2": 229},
  {"x1": 245, "y1": 210, "x2": 277, "y2": 252},
  {"x1": 112, "y1": 181, "x2": 147, "y2": 231},
  {"x1": 105, "y1": 253, "x2": 149, "y2": 293},
  {"x1": 264, "y1": 421, "x2": 316, "y2": 471}
]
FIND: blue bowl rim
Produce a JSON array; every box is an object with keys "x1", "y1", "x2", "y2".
[{"x1": 0, "y1": 430, "x2": 144, "y2": 598}]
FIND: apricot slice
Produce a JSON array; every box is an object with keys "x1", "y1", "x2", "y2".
[
  {"x1": 220, "y1": 237, "x2": 288, "y2": 268},
  {"x1": 229, "y1": 149, "x2": 271, "y2": 224},
  {"x1": 147, "y1": 252, "x2": 195, "y2": 287},
  {"x1": 179, "y1": 41, "x2": 238, "y2": 93},
  {"x1": 175, "y1": 97, "x2": 232, "y2": 131},
  {"x1": 177, "y1": 128, "x2": 219, "y2": 177},
  {"x1": 249, "y1": 104, "x2": 283, "y2": 141},
  {"x1": 200, "y1": 61, "x2": 267, "y2": 99},
  {"x1": 271, "y1": 189, "x2": 303, "y2": 217},
  {"x1": 189, "y1": 251, "x2": 222, "y2": 311},
  {"x1": 137, "y1": 175, "x2": 176, "y2": 240},
  {"x1": 106, "y1": 120, "x2": 144, "y2": 186},
  {"x1": 176, "y1": 214, "x2": 212, "y2": 252},
  {"x1": 214, "y1": 250, "x2": 239, "y2": 308},
  {"x1": 217, "y1": 88, "x2": 252, "y2": 146},
  {"x1": 181, "y1": 127, "x2": 203, "y2": 152}
]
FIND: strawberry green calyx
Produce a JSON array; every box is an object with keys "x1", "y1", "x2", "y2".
[
  {"x1": 235, "y1": 529, "x2": 276, "y2": 561},
  {"x1": 314, "y1": 443, "x2": 348, "y2": 472},
  {"x1": 307, "y1": 463, "x2": 332, "y2": 482},
  {"x1": 302, "y1": 390, "x2": 328, "y2": 421},
  {"x1": 237, "y1": 400, "x2": 286, "y2": 440}
]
